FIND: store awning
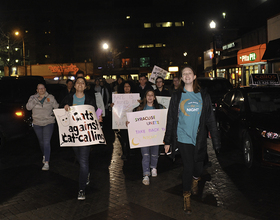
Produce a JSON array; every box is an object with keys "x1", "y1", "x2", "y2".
[
  {"x1": 217, "y1": 57, "x2": 239, "y2": 68},
  {"x1": 237, "y1": 44, "x2": 266, "y2": 65},
  {"x1": 262, "y1": 38, "x2": 280, "y2": 60}
]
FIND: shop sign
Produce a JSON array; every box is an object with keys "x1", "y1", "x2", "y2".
[
  {"x1": 240, "y1": 53, "x2": 256, "y2": 62},
  {"x1": 48, "y1": 64, "x2": 79, "y2": 75},
  {"x1": 250, "y1": 74, "x2": 280, "y2": 85}
]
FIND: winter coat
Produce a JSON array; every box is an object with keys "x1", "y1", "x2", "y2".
[
  {"x1": 59, "y1": 93, "x2": 98, "y2": 110},
  {"x1": 26, "y1": 92, "x2": 59, "y2": 126},
  {"x1": 163, "y1": 88, "x2": 221, "y2": 162}
]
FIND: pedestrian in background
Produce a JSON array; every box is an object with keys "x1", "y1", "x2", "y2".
[
  {"x1": 58, "y1": 79, "x2": 74, "y2": 103},
  {"x1": 137, "y1": 74, "x2": 153, "y2": 100},
  {"x1": 60, "y1": 77, "x2": 102, "y2": 201},
  {"x1": 154, "y1": 76, "x2": 170, "y2": 97},
  {"x1": 26, "y1": 83, "x2": 59, "y2": 171},
  {"x1": 128, "y1": 89, "x2": 164, "y2": 185},
  {"x1": 169, "y1": 76, "x2": 180, "y2": 94},
  {"x1": 164, "y1": 65, "x2": 220, "y2": 214}
]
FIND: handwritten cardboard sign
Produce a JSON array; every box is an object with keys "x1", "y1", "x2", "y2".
[
  {"x1": 53, "y1": 105, "x2": 106, "y2": 147},
  {"x1": 112, "y1": 93, "x2": 140, "y2": 129},
  {"x1": 126, "y1": 109, "x2": 167, "y2": 148},
  {"x1": 149, "y1": 65, "x2": 168, "y2": 84},
  {"x1": 156, "y1": 96, "x2": 171, "y2": 110}
]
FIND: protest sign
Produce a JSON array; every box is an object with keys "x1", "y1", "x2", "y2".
[
  {"x1": 156, "y1": 96, "x2": 171, "y2": 110},
  {"x1": 112, "y1": 93, "x2": 140, "y2": 129},
  {"x1": 126, "y1": 109, "x2": 167, "y2": 148},
  {"x1": 53, "y1": 105, "x2": 106, "y2": 147},
  {"x1": 149, "y1": 65, "x2": 168, "y2": 84},
  {"x1": 95, "y1": 92, "x2": 105, "y2": 116}
]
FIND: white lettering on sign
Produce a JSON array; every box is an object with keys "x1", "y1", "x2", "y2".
[{"x1": 240, "y1": 52, "x2": 257, "y2": 62}]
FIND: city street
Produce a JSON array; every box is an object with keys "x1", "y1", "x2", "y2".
[{"x1": 0, "y1": 118, "x2": 279, "y2": 220}]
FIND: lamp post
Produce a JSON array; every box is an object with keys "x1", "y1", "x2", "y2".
[
  {"x1": 210, "y1": 20, "x2": 217, "y2": 78},
  {"x1": 15, "y1": 31, "x2": 26, "y2": 76}
]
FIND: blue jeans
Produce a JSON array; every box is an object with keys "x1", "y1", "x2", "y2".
[
  {"x1": 73, "y1": 146, "x2": 91, "y2": 191},
  {"x1": 33, "y1": 123, "x2": 54, "y2": 162},
  {"x1": 141, "y1": 145, "x2": 159, "y2": 176}
]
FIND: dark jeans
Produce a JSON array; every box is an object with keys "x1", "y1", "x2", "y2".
[
  {"x1": 33, "y1": 123, "x2": 54, "y2": 162},
  {"x1": 72, "y1": 146, "x2": 91, "y2": 191},
  {"x1": 178, "y1": 142, "x2": 204, "y2": 192},
  {"x1": 119, "y1": 129, "x2": 130, "y2": 157}
]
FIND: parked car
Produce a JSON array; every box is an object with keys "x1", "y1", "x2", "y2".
[
  {"x1": 0, "y1": 76, "x2": 46, "y2": 149},
  {"x1": 197, "y1": 77, "x2": 233, "y2": 112},
  {"x1": 216, "y1": 83, "x2": 280, "y2": 168}
]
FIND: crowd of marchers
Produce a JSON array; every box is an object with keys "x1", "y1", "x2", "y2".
[{"x1": 25, "y1": 66, "x2": 220, "y2": 215}]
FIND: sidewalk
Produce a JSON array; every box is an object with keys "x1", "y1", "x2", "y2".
[{"x1": 0, "y1": 128, "x2": 259, "y2": 220}]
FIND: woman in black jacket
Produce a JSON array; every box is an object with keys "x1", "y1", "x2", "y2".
[
  {"x1": 164, "y1": 65, "x2": 221, "y2": 214},
  {"x1": 60, "y1": 77, "x2": 100, "y2": 201}
]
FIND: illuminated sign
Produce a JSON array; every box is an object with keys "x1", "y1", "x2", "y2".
[
  {"x1": 48, "y1": 64, "x2": 79, "y2": 75},
  {"x1": 240, "y1": 53, "x2": 256, "y2": 62},
  {"x1": 250, "y1": 74, "x2": 280, "y2": 85},
  {"x1": 222, "y1": 42, "x2": 235, "y2": 50}
]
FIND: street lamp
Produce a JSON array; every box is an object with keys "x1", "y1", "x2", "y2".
[
  {"x1": 15, "y1": 31, "x2": 26, "y2": 76},
  {"x1": 210, "y1": 20, "x2": 217, "y2": 77}
]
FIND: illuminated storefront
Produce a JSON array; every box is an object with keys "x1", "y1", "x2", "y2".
[{"x1": 237, "y1": 44, "x2": 267, "y2": 86}]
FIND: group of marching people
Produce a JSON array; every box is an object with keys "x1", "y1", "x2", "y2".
[{"x1": 26, "y1": 65, "x2": 221, "y2": 214}]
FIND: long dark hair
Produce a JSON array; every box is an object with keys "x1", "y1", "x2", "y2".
[
  {"x1": 74, "y1": 77, "x2": 88, "y2": 92},
  {"x1": 117, "y1": 80, "x2": 137, "y2": 93},
  {"x1": 179, "y1": 65, "x2": 200, "y2": 93},
  {"x1": 135, "y1": 89, "x2": 160, "y2": 111}
]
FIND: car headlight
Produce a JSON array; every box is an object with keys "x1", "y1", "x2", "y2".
[
  {"x1": 15, "y1": 111, "x2": 24, "y2": 117},
  {"x1": 261, "y1": 130, "x2": 279, "y2": 139}
]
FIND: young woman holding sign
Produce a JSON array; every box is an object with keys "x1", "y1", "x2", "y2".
[
  {"x1": 129, "y1": 89, "x2": 164, "y2": 186},
  {"x1": 110, "y1": 80, "x2": 137, "y2": 160},
  {"x1": 60, "y1": 76, "x2": 102, "y2": 201},
  {"x1": 163, "y1": 65, "x2": 221, "y2": 214}
]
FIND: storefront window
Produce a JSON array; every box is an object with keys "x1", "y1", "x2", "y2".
[
  {"x1": 254, "y1": 65, "x2": 258, "y2": 73},
  {"x1": 273, "y1": 62, "x2": 280, "y2": 74}
]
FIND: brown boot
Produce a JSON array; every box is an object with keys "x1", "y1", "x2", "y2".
[
  {"x1": 191, "y1": 177, "x2": 201, "y2": 195},
  {"x1": 183, "y1": 191, "x2": 191, "y2": 214}
]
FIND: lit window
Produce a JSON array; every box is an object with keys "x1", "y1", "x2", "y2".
[
  {"x1": 45, "y1": 55, "x2": 50, "y2": 58},
  {"x1": 156, "y1": 22, "x2": 173, "y2": 27},
  {"x1": 15, "y1": 59, "x2": 19, "y2": 63},
  {"x1": 15, "y1": 48, "x2": 19, "y2": 51},
  {"x1": 144, "y1": 23, "x2": 152, "y2": 28},
  {"x1": 175, "y1": 22, "x2": 184, "y2": 27},
  {"x1": 155, "y1": 43, "x2": 162, "y2": 47},
  {"x1": 126, "y1": 15, "x2": 130, "y2": 19},
  {"x1": 138, "y1": 44, "x2": 154, "y2": 48},
  {"x1": 140, "y1": 57, "x2": 150, "y2": 67}
]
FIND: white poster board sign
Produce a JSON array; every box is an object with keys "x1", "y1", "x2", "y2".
[
  {"x1": 53, "y1": 105, "x2": 106, "y2": 147},
  {"x1": 156, "y1": 96, "x2": 171, "y2": 110},
  {"x1": 112, "y1": 93, "x2": 140, "y2": 129},
  {"x1": 126, "y1": 109, "x2": 168, "y2": 148},
  {"x1": 95, "y1": 92, "x2": 105, "y2": 117},
  {"x1": 149, "y1": 65, "x2": 168, "y2": 84}
]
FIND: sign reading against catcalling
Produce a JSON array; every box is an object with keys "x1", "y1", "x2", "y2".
[
  {"x1": 112, "y1": 93, "x2": 140, "y2": 129},
  {"x1": 126, "y1": 109, "x2": 167, "y2": 148},
  {"x1": 53, "y1": 105, "x2": 106, "y2": 147},
  {"x1": 149, "y1": 65, "x2": 168, "y2": 84}
]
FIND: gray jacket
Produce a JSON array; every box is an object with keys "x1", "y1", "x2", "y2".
[{"x1": 26, "y1": 92, "x2": 59, "y2": 126}]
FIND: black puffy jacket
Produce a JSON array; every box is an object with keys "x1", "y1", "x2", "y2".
[{"x1": 163, "y1": 88, "x2": 221, "y2": 162}]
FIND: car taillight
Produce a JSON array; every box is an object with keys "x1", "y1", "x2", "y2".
[{"x1": 15, "y1": 111, "x2": 24, "y2": 117}]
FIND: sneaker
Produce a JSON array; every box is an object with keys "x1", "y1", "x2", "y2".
[
  {"x1": 142, "y1": 175, "x2": 150, "y2": 185},
  {"x1": 151, "y1": 168, "x2": 157, "y2": 177},
  {"x1": 42, "y1": 156, "x2": 45, "y2": 164},
  {"x1": 77, "y1": 190, "x2": 85, "y2": 200},
  {"x1": 86, "y1": 173, "x2": 90, "y2": 185},
  {"x1": 42, "y1": 163, "x2": 49, "y2": 171}
]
